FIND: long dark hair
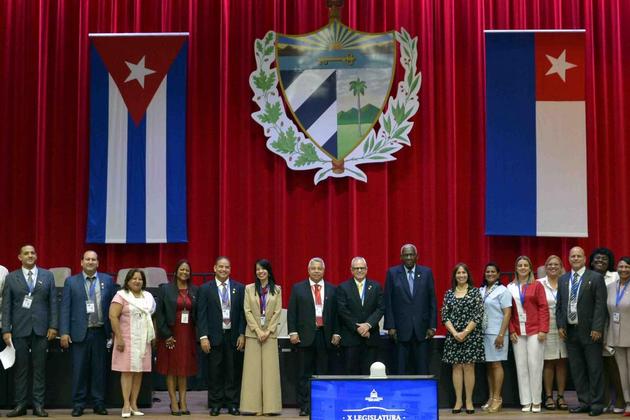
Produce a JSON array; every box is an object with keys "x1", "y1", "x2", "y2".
[
  {"x1": 481, "y1": 262, "x2": 501, "y2": 286},
  {"x1": 173, "y1": 259, "x2": 192, "y2": 284},
  {"x1": 254, "y1": 259, "x2": 277, "y2": 296},
  {"x1": 451, "y1": 263, "x2": 473, "y2": 290}
]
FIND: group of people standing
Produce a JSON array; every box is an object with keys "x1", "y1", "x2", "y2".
[
  {"x1": 442, "y1": 246, "x2": 630, "y2": 417},
  {"x1": 0, "y1": 243, "x2": 629, "y2": 417}
]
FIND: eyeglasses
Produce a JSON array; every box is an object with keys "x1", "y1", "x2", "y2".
[{"x1": 352, "y1": 267, "x2": 367, "y2": 271}]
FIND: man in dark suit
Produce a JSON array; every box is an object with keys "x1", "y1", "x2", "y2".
[
  {"x1": 336, "y1": 256, "x2": 384, "y2": 375},
  {"x1": 60, "y1": 250, "x2": 116, "y2": 417},
  {"x1": 384, "y1": 244, "x2": 437, "y2": 375},
  {"x1": 197, "y1": 256, "x2": 246, "y2": 416},
  {"x1": 288, "y1": 257, "x2": 340, "y2": 416},
  {"x1": 2, "y1": 245, "x2": 58, "y2": 418},
  {"x1": 556, "y1": 246, "x2": 608, "y2": 416}
]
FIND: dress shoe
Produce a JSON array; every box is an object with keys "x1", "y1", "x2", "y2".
[
  {"x1": 72, "y1": 407, "x2": 84, "y2": 417},
  {"x1": 121, "y1": 412, "x2": 131, "y2": 418},
  {"x1": 299, "y1": 407, "x2": 309, "y2": 416},
  {"x1": 181, "y1": 410, "x2": 191, "y2": 415},
  {"x1": 210, "y1": 408, "x2": 221, "y2": 416},
  {"x1": 171, "y1": 410, "x2": 181, "y2": 416},
  {"x1": 589, "y1": 408, "x2": 604, "y2": 416},
  {"x1": 228, "y1": 407, "x2": 241, "y2": 415},
  {"x1": 6, "y1": 406, "x2": 27, "y2": 417},
  {"x1": 94, "y1": 406, "x2": 109, "y2": 415},
  {"x1": 570, "y1": 405, "x2": 590, "y2": 413},
  {"x1": 33, "y1": 407, "x2": 49, "y2": 417}
]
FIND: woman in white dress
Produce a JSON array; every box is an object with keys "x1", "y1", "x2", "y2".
[
  {"x1": 480, "y1": 263, "x2": 512, "y2": 413},
  {"x1": 538, "y1": 255, "x2": 568, "y2": 410}
]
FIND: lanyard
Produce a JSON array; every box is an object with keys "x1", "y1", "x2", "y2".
[
  {"x1": 86, "y1": 278, "x2": 97, "y2": 300},
  {"x1": 260, "y1": 287, "x2": 269, "y2": 315},
  {"x1": 483, "y1": 284, "x2": 497, "y2": 302},
  {"x1": 617, "y1": 280, "x2": 630, "y2": 307},
  {"x1": 357, "y1": 281, "x2": 366, "y2": 304},
  {"x1": 519, "y1": 283, "x2": 528, "y2": 305}
]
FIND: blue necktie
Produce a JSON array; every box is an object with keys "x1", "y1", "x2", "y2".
[
  {"x1": 407, "y1": 270, "x2": 414, "y2": 295},
  {"x1": 569, "y1": 272, "x2": 579, "y2": 321}
]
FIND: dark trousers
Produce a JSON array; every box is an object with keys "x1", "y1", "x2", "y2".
[
  {"x1": 344, "y1": 343, "x2": 377, "y2": 375},
  {"x1": 71, "y1": 327, "x2": 107, "y2": 409},
  {"x1": 296, "y1": 328, "x2": 329, "y2": 410},
  {"x1": 207, "y1": 329, "x2": 243, "y2": 409},
  {"x1": 566, "y1": 326, "x2": 604, "y2": 409},
  {"x1": 396, "y1": 335, "x2": 430, "y2": 375},
  {"x1": 13, "y1": 332, "x2": 48, "y2": 407}
]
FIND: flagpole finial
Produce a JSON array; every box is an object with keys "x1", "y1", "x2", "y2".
[{"x1": 327, "y1": 0, "x2": 344, "y2": 21}]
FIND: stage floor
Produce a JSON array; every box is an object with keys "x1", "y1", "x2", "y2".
[{"x1": 11, "y1": 390, "x2": 623, "y2": 419}]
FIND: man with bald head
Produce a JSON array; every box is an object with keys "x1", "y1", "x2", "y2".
[
  {"x1": 384, "y1": 244, "x2": 437, "y2": 375},
  {"x1": 60, "y1": 250, "x2": 116, "y2": 417},
  {"x1": 336, "y1": 256, "x2": 384, "y2": 375},
  {"x1": 556, "y1": 246, "x2": 608, "y2": 416}
]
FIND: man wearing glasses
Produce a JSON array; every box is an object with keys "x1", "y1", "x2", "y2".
[{"x1": 336, "y1": 257, "x2": 384, "y2": 375}]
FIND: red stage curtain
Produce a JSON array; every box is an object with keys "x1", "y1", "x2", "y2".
[{"x1": 1, "y1": 1, "x2": 629, "y2": 318}]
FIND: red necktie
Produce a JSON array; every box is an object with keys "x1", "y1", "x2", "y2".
[{"x1": 314, "y1": 284, "x2": 323, "y2": 327}]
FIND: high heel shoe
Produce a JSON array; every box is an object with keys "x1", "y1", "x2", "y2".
[
  {"x1": 121, "y1": 411, "x2": 131, "y2": 418},
  {"x1": 488, "y1": 398, "x2": 503, "y2": 413},
  {"x1": 481, "y1": 399, "x2": 492, "y2": 411},
  {"x1": 451, "y1": 408, "x2": 462, "y2": 414},
  {"x1": 130, "y1": 409, "x2": 144, "y2": 416}
]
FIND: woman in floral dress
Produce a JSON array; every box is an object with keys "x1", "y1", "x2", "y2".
[{"x1": 442, "y1": 263, "x2": 484, "y2": 414}]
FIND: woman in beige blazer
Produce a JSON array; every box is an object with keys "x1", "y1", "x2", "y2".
[
  {"x1": 608, "y1": 257, "x2": 630, "y2": 416},
  {"x1": 240, "y1": 259, "x2": 282, "y2": 415}
]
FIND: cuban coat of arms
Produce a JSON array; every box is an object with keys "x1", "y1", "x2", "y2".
[{"x1": 250, "y1": 3, "x2": 421, "y2": 184}]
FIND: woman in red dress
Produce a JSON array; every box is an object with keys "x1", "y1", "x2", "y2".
[{"x1": 156, "y1": 260, "x2": 199, "y2": 415}]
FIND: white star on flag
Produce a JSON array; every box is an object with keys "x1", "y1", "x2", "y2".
[
  {"x1": 545, "y1": 49, "x2": 577, "y2": 82},
  {"x1": 124, "y1": 56, "x2": 156, "y2": 88}
]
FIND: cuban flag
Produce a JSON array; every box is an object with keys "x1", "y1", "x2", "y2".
[
  {"x1": 87, "y1": 33, "x2": 188, "y2": 243},
  {"x1": 485, "y1": 30, "x2": 586, "y2": 237}
]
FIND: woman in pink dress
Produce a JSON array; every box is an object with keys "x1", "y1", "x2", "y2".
[{"x1": 109, "y1": 269, "x2": 156, "y2": 418}]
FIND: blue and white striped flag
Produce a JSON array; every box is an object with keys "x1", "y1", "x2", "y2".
[{"x1": 87, "y1": 33, "x2": 188, "y2": 243}]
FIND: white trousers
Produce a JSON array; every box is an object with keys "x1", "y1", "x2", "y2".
[
  {"x1": 614, "y1": 347, "x2": 630, "y2": 404},
  {"x1": 513, "y1": 334, "x2": 545, "y2": 405}
]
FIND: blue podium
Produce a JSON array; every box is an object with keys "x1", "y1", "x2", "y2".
[{"x1": 310, "y1": 375, "x2": 438, "y2": 419}]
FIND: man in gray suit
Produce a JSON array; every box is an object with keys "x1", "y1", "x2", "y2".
[
  {"x1": 2, "y1": 245, "x2": 58, "y2": 418},
  {"x1": 557, "y1": 246, "x2": 608, "y2": 416}
]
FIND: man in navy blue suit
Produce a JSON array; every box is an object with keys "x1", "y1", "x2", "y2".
[
  {"x1": 384, "y1": 244, "x2": 437, "y2": 375},
  {"x1": 2, "y1": 245, "x2": 58, "y2": 418},
  {"x1": 60, "y1": 250, "x2": 116, "y2": 417},
  {"x1": 197, "y1": 256, "x2": 246, "y2": 416}
]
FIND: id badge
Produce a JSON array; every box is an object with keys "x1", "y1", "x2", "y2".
[
  {"x1": 613, "y1": 312, "x2": 620, "y2": 323},
  {"x1": 85, "y1": 301, "x2": 96, "y2": 314},
  {"x1": 222, "y1": 308, "x2": 231, "y2": 320},
  {"x1": 315, "y1": 304, "x2": 323, "y2": 318},
  {"x1": 181, "y1": 310, "x2": 189, "y2": 324},
  {"x1": 22, "y1": 295, "x2": 33, "y2": 309},
  {"x1": 260, "y1": 315, "x2": 266, "y2": 326}
]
